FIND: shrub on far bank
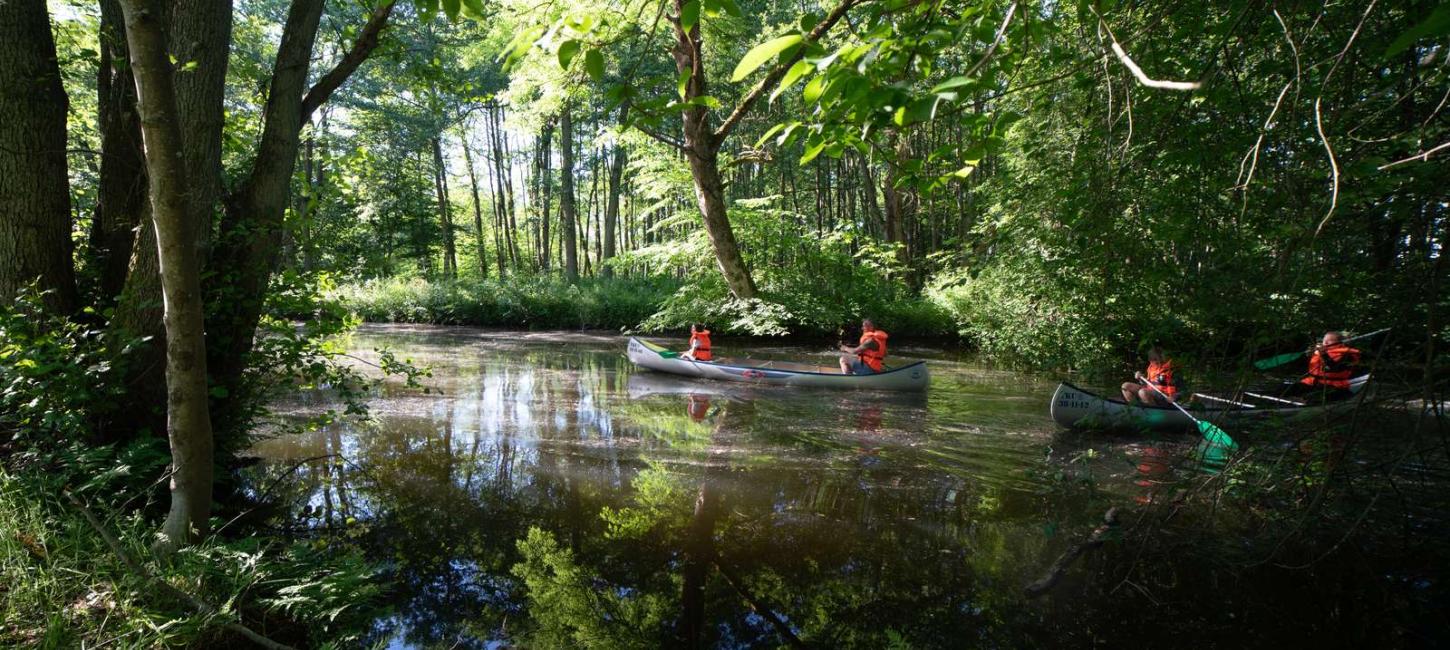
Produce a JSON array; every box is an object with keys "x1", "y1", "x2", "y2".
[{"x1": 333, "y1": 275, "x2": 676, "y2": 330}]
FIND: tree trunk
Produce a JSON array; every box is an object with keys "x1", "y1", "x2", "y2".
[
  {"x1": 89, "y1": 0, "x2": 149, "y2": 305},
  {"x1": 0, "y1": 0, "x2": 79, "y2": 314},
  {"x1": 433, "y1": 136, "x2": 457, "y2": 279},
  {"x1": 602, "y1": 108, "x2": 627, "y2": 279},
  {"x1": 560, "y1": 108, "x2": 579, "y2": 282},
  {"x1": 206, "y1": 0, "x2": 394, "y2": 421},
  {"x1": 670, "y1": 4, "x2": 757, "y2": 299},
  {"x1": 462, "y1": 134, "x2": 488, "y2": 279},
  {"x1": 119, "y1": 0, "x2": 215, "y2": 549}
]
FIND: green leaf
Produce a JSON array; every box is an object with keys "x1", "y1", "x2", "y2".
[
  {"x1": 441, "y1": 0, "x2": 460, "y2": 20},
  {"x1": 677, "y1": 68, "x2": 693, "y2": 99},
  {"x1": 558, "y1": 39, "x2": 581, "y2": 69},
  {"x1": 754, "y1": 122, "x2": 789, "y2": 148},
  {"x1": 717, "y1": 0, "x2": 742, "y2": 17},
  {"x1": 700, "y1": 0, "x2": 721, "y2": 19},
  {"x1": 800, "y1": 138, "x2": 828, "y2": 164},
  {"x1": 731, "y1": 34, "x2": 803, "y2": 82},
  {"x1": 584, "y1": 49, "x2": 605, "y2": 81},
  {"x1": 680, "y1": 0, "x2": 700, "y2": 34},
  {"x1": 930, "y1": 76, "x2": 976, "y2": 94},
  {"x1": 1384, "y1": 5, "x2": 1450, "y2": 58},
  {"x1": 462, "y1": 0, "x2": 486, "y2": 18},
  {"x1": 771, "y1": 60, "x2": 813, "y2": 103},
  {"x1": 801, "y1": 75, "x2": 827, "y2": 104},
  {"x1": 418, "y1": 0, "x2": 439, "y2": 21}
]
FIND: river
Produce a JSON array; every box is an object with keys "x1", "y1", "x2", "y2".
[{"x1": 250, "y1": 324, "x2": 1448, "y2": 648}]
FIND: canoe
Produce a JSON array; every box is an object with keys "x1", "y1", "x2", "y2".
[
  {"x1": 626, "y1": 337, "x2": 929, "y2": 391},
  {"x1": 1050, "y1": 375, "x2": 1370, "y2": 432}
]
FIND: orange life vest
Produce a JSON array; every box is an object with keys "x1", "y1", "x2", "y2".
[
  {"x1": 858, "y1": 330, "x2": 888, "y2": 372},
  {"x1": 1301, "y1": 343, "x2": 1359, "y2": 389},
  {"x1": 688, "y1": 330, "x2": 712, "y2": 361},
  {"x1": 1145, "y1": 359, "x2": 1177, "y2": 399}
]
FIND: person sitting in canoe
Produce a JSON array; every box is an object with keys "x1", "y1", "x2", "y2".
[
  {"x1": 1285, "y1": 331, "x2": 1361, "y2": 400},
  {"x1": 839, "y1": 319, "x2": 888, "y2": 375},
  {"x1": 680, "y1": 323, "x2": 712, "y2": 361},
  {"x1": 1121, "y1": 346, "x2": 1178, "y2": 406}
]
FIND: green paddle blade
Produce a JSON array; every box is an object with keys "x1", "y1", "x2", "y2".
[
  {"x1": 1196, "y1": 420, "x2": 1239, "y2": 451},
  {"x1": 659, "y1": 351, "x2": 680, "y2": 359},
  {"x1": 1253, "y1": 350, "x2": 1305, "y2": 371}
]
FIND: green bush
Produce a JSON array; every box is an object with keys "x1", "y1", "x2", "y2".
[{"x1": 334, "y1": 274, "x2": 676, "y2": 330}]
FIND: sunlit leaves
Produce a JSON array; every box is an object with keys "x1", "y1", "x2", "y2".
[
  {"x1": 583, "y1": 49, "x2": 605, "y2": 81},
  {"x1": 771, "y1": 60, "x2": 813, "y2": 103},
  {"x1": 557, "y1": 39, "x2": 581, "y2": 69},
  {"x1": 731, "y1": 34, "x2": 803, "y2": 82}
]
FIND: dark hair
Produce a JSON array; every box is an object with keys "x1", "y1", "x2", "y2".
[{"x1": 693, "y1": 323, "x2": 706, "y2": 331}]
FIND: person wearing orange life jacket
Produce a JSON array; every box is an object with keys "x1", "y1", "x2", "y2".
[
  {"x1": 1288, "y1": 331, "x2": 1361, "y2": 399},
  {"x1": 838, "y1": 319, "x2": 888, "y2": 375},
  {"x1": 1121, "y1": 346, "x2": 1178, "y2": 406},
  {"x1": 681, "y1": 323, "x2": 713, "y2": 362}
]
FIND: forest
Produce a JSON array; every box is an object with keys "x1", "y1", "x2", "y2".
[{"x1": 1, "y1": 0, "x2": 1447, "y2": 646}]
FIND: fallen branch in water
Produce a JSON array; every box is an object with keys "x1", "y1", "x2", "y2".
[
  {"x1": 64, "y1": 490, "x2": 299, "y2": 650},
  {"x1": 715, "y1": 559, "x2": 806, "y2": 649},
  {"x1": 1024, "y1": 507, "x2": 1121, "y2": 598}
]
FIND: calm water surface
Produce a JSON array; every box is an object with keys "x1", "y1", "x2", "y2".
[{"x1": 250, "y1": 325, "x2": 1447, "y2": 648}]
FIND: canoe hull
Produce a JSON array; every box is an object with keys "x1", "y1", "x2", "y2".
[
  {"x1": 626, "y1": 337, "x2": 929, "y2": 391},
  {"x1": 1050, "y1": 380, "x2": 1367, "y2": 432}
]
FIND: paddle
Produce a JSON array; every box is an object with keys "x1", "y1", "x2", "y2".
[
  {"x1": 1141, "y1": 379, "x2": 1239, "y2": 452},
  {"x1": 1252, "y1": 327, "x2": 1391, "y2": 371}
]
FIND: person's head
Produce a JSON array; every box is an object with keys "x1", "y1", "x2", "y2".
[
  {"x1": 1322, "y1": 331, "x2": 1343, "y2": 346},
  {"x1": 1147, "y1": 346, "x2": 1167, "y2": 363},
  {"x1": 693, "y1": 323, "x2": 706, "y2": 333},
  {"x1": 861, "y1": 319, "x2": 876, "y2": 332}
]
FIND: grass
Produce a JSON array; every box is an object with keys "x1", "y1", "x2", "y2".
[{"x1": 0, "y1": 468, "x2": 383, "y2": 648}]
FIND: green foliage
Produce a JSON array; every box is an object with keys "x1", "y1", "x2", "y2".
[
  {"x1": 0, "y1": 291, "x2": 139, "y2": 451},
  {"x1": 0, "y1": 469, "x2": 386, "y2": 648},
  {"x1": 627, "y1": 197, "x2": 954, "y2": 336},
  {"x1": 336, "y1": 274, "x2": 676, "y2": 330}
]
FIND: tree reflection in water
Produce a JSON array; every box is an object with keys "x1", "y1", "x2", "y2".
[{"x1": 248, "y1": 328, "x2": 1449, "y2": 648}]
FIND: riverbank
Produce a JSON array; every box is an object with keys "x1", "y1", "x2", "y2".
[{"x1": 333, "y1": 275, "x2": 959, "y2": 339}]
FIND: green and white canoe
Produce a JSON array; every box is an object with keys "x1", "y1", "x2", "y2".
[
  {"x1": 1050, "y1": 375, "x2": 1370, "y2": 432},
  {"x1": 626, "y1": 337, "x2": 929, "y2": 392}
]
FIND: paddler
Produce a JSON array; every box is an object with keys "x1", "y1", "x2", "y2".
[
  {"x1": 839, "y1": 319, "x2": 888, "y2": 375},
  {"x1": 680, "y1": 323, "x2": 712, "y2": 361},
  {"x1": 1121, "y1": 346, "x2": 1178, "y2": 406},
  {"x1": 1285, "y1": 331, "x2": 1361, "y2": 400}
]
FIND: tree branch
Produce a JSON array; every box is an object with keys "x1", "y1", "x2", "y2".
[
  {"x1": 635, "y1": 122, "x2": 688, "y2": 152},
  {"x1": 963, "y1": 2, "x2": 1017, "y2": 78},
  {"x1": 712, "y1": 0, "x2": 858, "y2": 144},
  {"x1": 1378, "y1": 140, "x2": 1450, "y2": 170},
  {"x1": 300, "y1": 1, "x2": 397, "y2": 122}
]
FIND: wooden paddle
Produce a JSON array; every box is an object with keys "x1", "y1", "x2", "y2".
[
  {"x1": 1253, "y1": 327, "x2": 1390, "y2": 371},
  {"x1": 1141, "y1": 380, "x2": 1239, "y2": 451}
]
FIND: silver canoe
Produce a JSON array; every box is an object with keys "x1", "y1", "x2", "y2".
[
  {"x1": 1050, "y1": 375, "x2": 1370, "y2": 432},
  {"x1": 626, "y1": 337, "x2": 929, "y2": 391}
]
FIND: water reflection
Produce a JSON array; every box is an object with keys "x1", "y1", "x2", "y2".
[{"x1": 249, "y1": 326, "x2": 1445, "y2": 647}]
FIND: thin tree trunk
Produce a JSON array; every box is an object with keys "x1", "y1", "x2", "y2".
[
  {"x1": 462, "y1": 133, "x2": 488, "y2": 279},
  {"x1": 0, "y1": 0, "x2": 79, "y2": 313},
  {"x1": 602, "y1": 107, "x2": 627, "y2": 279},
  {"x1": 433, "y1": 136, "x2": 457, "y2": 279},
  {"x1": 118, "y1": 0, "x2": 214, "y2": 549},
  {"x1": 560, "y1": 107, "x2": 579, "y2": 282}
]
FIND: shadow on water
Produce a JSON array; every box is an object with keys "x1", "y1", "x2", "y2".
[{"x1": 250, "y1": 325, "x2": 1450, "y2": 648}]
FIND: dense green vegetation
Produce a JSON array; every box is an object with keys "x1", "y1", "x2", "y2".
[{"x1": 1, "y1": 0, "x2": 1445, "y2": 644}]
